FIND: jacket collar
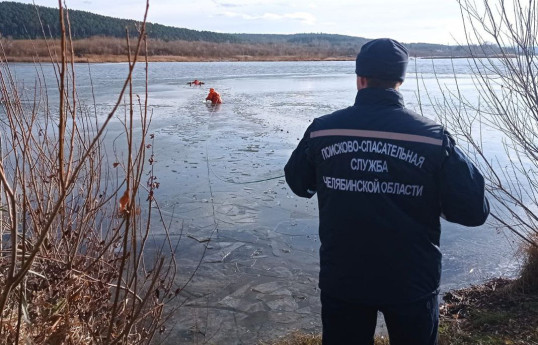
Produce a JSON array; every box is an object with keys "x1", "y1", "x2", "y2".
[{"x1": 354, "y1": 88, "x2": 405, "y2": 108}]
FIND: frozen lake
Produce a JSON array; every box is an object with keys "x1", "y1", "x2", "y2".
[{"x1": 3, "y1": 60, "x2": 521, "y2": 344}]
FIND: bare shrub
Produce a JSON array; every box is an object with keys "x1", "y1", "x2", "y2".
[
  {"x1": 0, "y1": 36, "x2": 358, "y2": 61},
  {"x1": 430, "y1": 0, "x2": 538, "y2": 290},
  {"x1": 514, "y1": 235, "x2": 538, "y2": 293},
  {"x1": 0, "y1": 2, "x2": 178, "y2": 344}
]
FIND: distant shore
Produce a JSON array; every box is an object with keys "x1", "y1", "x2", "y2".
[
  {"x1": 4, "y1": 54, "x2": 357, "y2": 63},
  {"x1": 1, "y1": 37, "x2": 505, "y2": 64},
  {"x1": 4, "y1": 54, "x2": 492, "y2": 63}
]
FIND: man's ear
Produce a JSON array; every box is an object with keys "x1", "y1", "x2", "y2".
[{"x1": 357, "y1": 76, "x2": 368, "y2": 90}]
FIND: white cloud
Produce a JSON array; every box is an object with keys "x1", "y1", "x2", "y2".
[
  {"x1": 211, "y1": 0, "x2": 288, "y2": 7},
  {"x1": 284, "y1": 12, "x2": 317, "y2": 25},
  {"x1": 16, "y1": 0, "x2": 467, "y2": 44},
  {"x1": 222, "y1": 11, "x2": 316, "y2": 26}
]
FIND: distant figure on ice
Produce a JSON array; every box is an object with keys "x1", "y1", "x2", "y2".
[
  {"x1": 187, "y1": 79, "x2": 204, "y2": 86},
  {"x1": 205, "y1": 88, "x2": 222, "y2": 105}
]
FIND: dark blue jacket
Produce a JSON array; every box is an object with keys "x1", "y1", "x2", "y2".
[{"x1": 284, "y1": 88, "x2": 489, "y2": 304}]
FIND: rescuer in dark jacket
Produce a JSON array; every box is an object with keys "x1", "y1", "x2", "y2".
[{"x1": 284, "y1": 38, "x2": 489, "y2": 345}]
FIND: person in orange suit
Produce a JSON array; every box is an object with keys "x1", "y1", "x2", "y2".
[
  {"x1": 187, "y1": 79, "x2": 205, "y2": 86},
  {"x1": 205, "y1": 88, "x2": 222, "y2": 104}
]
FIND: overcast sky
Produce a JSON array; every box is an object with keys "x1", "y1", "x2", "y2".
[{"x1": 17, "y1": 0, "x2": 467, "y2": 45}]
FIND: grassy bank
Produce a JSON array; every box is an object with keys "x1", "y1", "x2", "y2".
[
  {"x1": 439, "y1": 278, "x2": 538, "y2": 344},
  {"x1": 265, "y1": 278, "x2": 538, "y2": 345}
]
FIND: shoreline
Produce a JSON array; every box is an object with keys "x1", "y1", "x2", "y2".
[
  {"x1": 3, "y1": 54, "x2": 495, "y2": 63},
  {"x1": 4, "y1": 54, "x2": 356, "y2": 63}
]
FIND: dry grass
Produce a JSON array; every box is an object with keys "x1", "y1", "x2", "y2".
[
  {"x1": 2, "y1": 54, "x2": 355, "y2": 63},
  {"x1": 440, "y1": 278, "x2": 538, "y2": 345},
  {"x1": 0, "y1": 36, "x2": 357, "y2": 63},
  {"x1": 262, "y1": 332, "x2": 391, "y2": 345},
  {"x1": 513, "y1": 239, "x2": 538, "y2": 294},
  {"x1": 2, "y1": 256, "x2": 119, "y2": 343},
  {"x1": 260, "y1": 332, "x2": 321, "y2": 345}
]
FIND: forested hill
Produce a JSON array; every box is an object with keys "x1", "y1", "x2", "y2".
[
  {"x1": 0, "y1": 1, "x2": 240, "y2": 42},
  {"x1": 0, "y1": 1, "x2": 373, "y2": 47},
  {"x1": 0, "y1": 1, "x2": 479, "y2": 59}
]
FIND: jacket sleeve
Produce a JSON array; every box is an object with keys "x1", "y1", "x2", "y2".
[
  {"x1": 284, "y1": 124, "x2": 317, "y2": 198},
  {"x1": 439, "y1": 133, "x2": 490, "y2": 226}
]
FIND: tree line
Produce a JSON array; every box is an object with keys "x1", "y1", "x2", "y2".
[
  {"x1": 0, "y1": 1, "x2": 240, "y2": 42},
  {"x1": 0, "y1": 1, "x2": 512, "y2": 59},
  {"x1": 0, "y1": 36, "x2": 361, "y2": 61}
]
